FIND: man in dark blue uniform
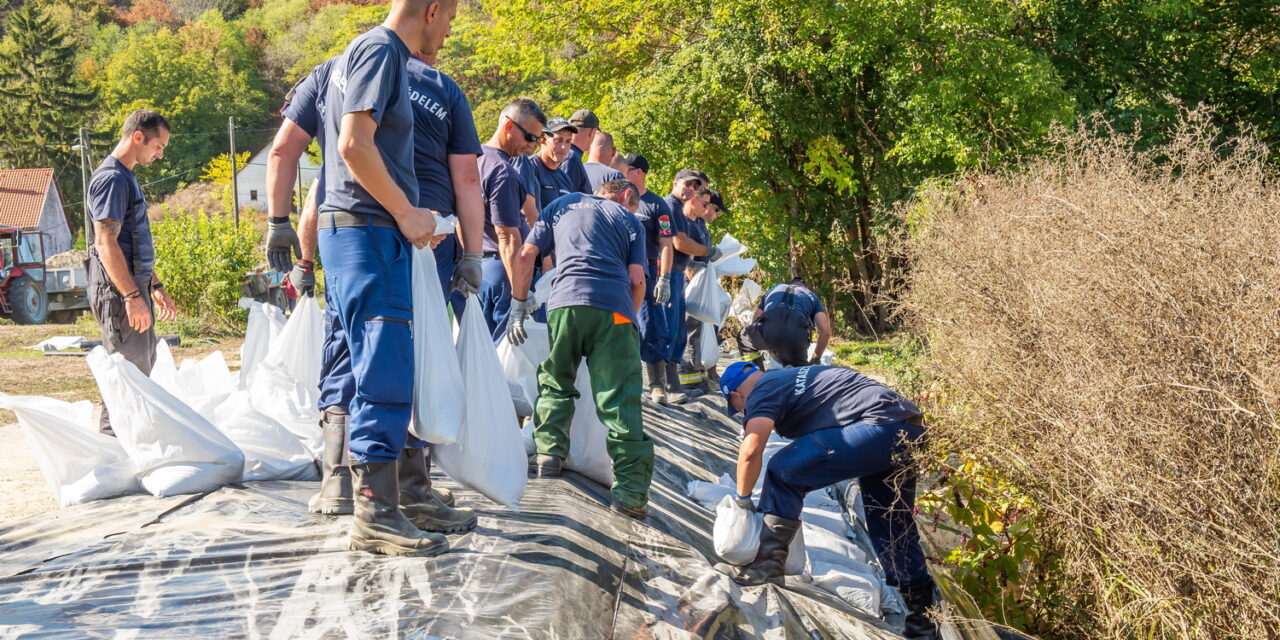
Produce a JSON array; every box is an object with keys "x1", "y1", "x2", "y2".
[
  {"x1": 740, "y1": 278, "x2": 832, "y2": 368},
  {"x1": 664, "y1": 171, "x2": 719, "y2": 401},
  {"x1": 621, "y1": 153, "x2": 683, "y2": 405},
  {"x1": 87, "y1": 110, "x2": 178, "y2": 435},
  {"x1": 679, "y1": 189, "x2": 729, "y2": 396},
  {"x1": 566, "y1": 108, "x2": 598, "y2": 181},
  {"x1": 720, "y1": 361, "x2": 939, "y2": 640},
  {"x1": 583, "y1": 131, "x2": 624, "y2": 192},
  {"x1": 520, "y1": 117, "x2": 589, "y2": 211},
  {"x1": 317, "y1": 0, "x2": 456, "y2": 557},
  {"x1": 478, "y1": 97, "x2": 546, "y2": 339}
]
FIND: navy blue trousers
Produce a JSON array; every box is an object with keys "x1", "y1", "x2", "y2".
[
  {"x1": 660, "y1": 269, "x2": 687, "y2": 362},
  {"x1": 478, "y1": 255, "x2": 511, "y2": 342},
  {"x1": 637, "y1": 264, "x2": 669, "y2": 363},
  {"x1": 759, "y1": 421, "x2": 931, "y2": 587}
]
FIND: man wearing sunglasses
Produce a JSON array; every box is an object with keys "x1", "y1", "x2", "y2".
[{"x1": 477, "y1": 97, "x2": 547, "y2": 339}]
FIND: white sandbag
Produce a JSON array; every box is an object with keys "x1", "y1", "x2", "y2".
[
  {"x1": 0, "y1": 393, "x2": 141, "y2": 507},
  {"x1": 175, "y1": 351, "x2": 237, "y2": 405},
  {"x1": 697, "y1": 321, "x2": 719, "y2": 369},
  {"x1": 562, "y1": 366, "x2": 615, "y2": 486},
  {"x1": 729, "y1": 279, "x2": 763, "y2": 325},
  {"x1": 714, "y1": 494, "x2": 763, "y2": 565},
  {"x1": 433, "y1": 302, "x2": 527, "y2": 508},
  {"x1": 210, "y1": 391, "x2": 318, "y2": 482},
  {"x1": 88, "y1": 347, "x2": 244, "y2": 497},
  {"x1": 810, "y1": 560, "x2": 881, "y2": 615},
  {"x1": 263, "y1": 294, "x2": 324, "y2": 395},
  {"x1": 409, "y1": 244, "x2": 464, "y2": 445},
  {"x1": 803, "y1": 519, "x2": 872, "y2": 568},
  {"x1": 712, "y1": 255, "x2": 757, "y2": 276},
  {"x1": 248, "y1": 361, "x2": 323, "y2": 458},
  {"x1": 531, "y1": 267, "x2": 557, "y2": 309},
  {"x1": 687, "y1": 476, "x2": 734, "y2": 506},
  {"x1": 30, "y1": 336, "x2": 84, "y2": 353},
  {"x1": 684, "y1": 263, "x2": 726, "y2": 324},
  {"x1": 238, "y1": 299, "x2": 286, "y2": 388},
  {"x1": 497, "y1": 321, "x2": 550, "y2": 408},
  {"x1": 150, "y1": 338, "x2": 179, "y2": 392},
  {"x1": 807, "y1": 343, "x2": 834, "y2": 366}
]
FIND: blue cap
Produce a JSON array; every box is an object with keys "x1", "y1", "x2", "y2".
[{"x1": 720, "y1": 361, "x2": 760, "y2": 402}]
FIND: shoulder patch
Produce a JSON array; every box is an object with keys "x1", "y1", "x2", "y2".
[{"x1": 658, "y1": 215, "x2": 671, "y2": 231}]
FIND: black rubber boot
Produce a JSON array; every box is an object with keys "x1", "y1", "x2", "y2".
[
  {"x1": 731, "y1": 515, "x2": 801, "y2": 586},
  {"x1": 348, "y1": 461, "x2": 449, "y2": 557},
  {"x1": 528, "y1": 453, "x2": 563, "y2": 478},
  {"x1": 422, "y1": 448, "x2": 455, "y2": 507},
  {"x1": 645, "y1": 361, "x2": 667, "y2": 405},
  {"x1": 308, "y1": 408, "x2": 354, "y2": 515},
  {"x1": 900, "y1": 579, "x2": 941, "y2": 640},
  {"x1": 664, "y1": 361, "x2": 689, "y2": 404},
  {"x1": 398, "y1": 447, "x2": 476, "y2": 533}
]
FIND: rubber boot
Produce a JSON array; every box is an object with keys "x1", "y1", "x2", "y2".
[
  {"x1": 645, "y1": 361, "x2": 667, "y2": 405},
  {"x1": 398, "y1": 447, "x2": 476, "y2": 533},
  {"x1": 423, "y1": 448, "x2": 455, "y2": 507},
  {"x1": 308, "y1": 408, "x2": 354, "y2": 515},
  {"x1": 528, "y1": 453, "x2": 563, "y2": 478},
  {"x1": 348, "y1": 461, "x2": 449, "y2": 557},
  {"x1": 900, "y1": 579, "x2": 941, "y2": 640},
  {"x1": 610, "y1": 498, "x2": 648, "y2": 520},
  {"x1": 731, "y1": 515, "x2": 801, "y2": 586},
  {"x1": 664, "y1": 361, "x2": 689, "y2": 404}
]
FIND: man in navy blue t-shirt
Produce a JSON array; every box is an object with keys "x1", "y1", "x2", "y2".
[
  {"x1": 663, "y1": 171, "x2": 719, "y2": 397},
  {"x1": 719, "y1": 362, "x2": 938, "y2": 638},
  {"x1": 520, "y1": 117, "x2": 590, "y2": 211},
  {"x1": 316, "y1": 0, "x2": 458, "y2": 559},
  {"x1": 740, "y1": 278, "x2": 832, "y2": 368},
  {"x1": 506, "y1": 179, "x2": 653, "y2": 519}
]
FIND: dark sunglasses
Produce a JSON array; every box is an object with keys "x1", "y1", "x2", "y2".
[
  {"x1": 685, "y1": 179, "x2": 703, "y2": 188},
  {"x1": 505, "y1": 116, "x2": 541, "y2": 143}
]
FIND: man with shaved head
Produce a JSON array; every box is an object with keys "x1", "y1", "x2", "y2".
[{"x1": 583, "y1": 130, "x2": 624, "y2": 192}]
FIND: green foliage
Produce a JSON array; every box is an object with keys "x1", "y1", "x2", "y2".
[
  {"x1": 150, "y1": 205, "x2": 258, "y2": 331},
  {"x1": 201, "y1": 150, "x2": 251, "y2": 212},
  {"x1": 830, "y1": 335, "x2": 923, "y2": 392}
]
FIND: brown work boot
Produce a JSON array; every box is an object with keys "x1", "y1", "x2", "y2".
[
  {"x1": 347, "y1": 461, "x2": 449, "y2": 557},
  {"x1": 398, "y1": 447, "x2": 476, "y2": 533},
  {"x1": 610, "y1": 498, "x2": 649, "y2": 520},
  {"x1": 308, "y1": 408, "x2": 354, "y2": 515}
]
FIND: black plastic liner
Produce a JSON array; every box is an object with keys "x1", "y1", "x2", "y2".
[{"x1": 0, "y1": 396, "x2": 907, "y2": 639}]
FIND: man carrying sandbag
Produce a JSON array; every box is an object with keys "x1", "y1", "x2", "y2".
[
  {"x1": 678, "y1": 189, "x2": 730, "y2": 397},
  {"x1": 87, "y1": 109, "x2": 178, "y2": 436},
  {"x1": 738, "y1": 278, "x2": 831, "y2": 368},
  {"x1": 719, "y1": 361, "x2": 940, "y2": 640},
  {"x1": 506, "y1": 179, "x2": 652, "y2": 519},
  {"x1": 665, "y1": 172, "x2": 720, "y2": 403}
]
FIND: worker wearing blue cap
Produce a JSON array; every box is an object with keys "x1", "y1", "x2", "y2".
[{"x1": 718, "y1": 361, "x2": 940, "y2": 640}]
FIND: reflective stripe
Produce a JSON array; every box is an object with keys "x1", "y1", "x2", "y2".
[{"x1": 678, "y1": 371, "x2": 705, "y2": 385}]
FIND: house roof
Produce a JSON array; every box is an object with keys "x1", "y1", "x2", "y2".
[{"x1": 0, "y1": 168, "x2": 54, "y2": 229}]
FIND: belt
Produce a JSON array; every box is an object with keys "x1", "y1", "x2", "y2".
[
  {"x1": 483, "y1": 251, "x2": 499, "y2": 259},
  {"x1": 322, "y1": 210, "x2": 399, "y2": 229}
]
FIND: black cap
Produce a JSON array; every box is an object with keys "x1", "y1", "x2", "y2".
[
  {"x1": 569, "y1": 109, "x2": 599, "y2": 129},
  {"x1": 709, "y1": 190, "x2": 729, "y2": 214},
  {"x1": 674, "y1": 168, "x2": 710, "y2": 185},
  {"x1": 621, "y1": 152, "x2": 650, "y2": 174},
  {"x1": 543, "y1": 117, "x2": 578, "y2": 135}
]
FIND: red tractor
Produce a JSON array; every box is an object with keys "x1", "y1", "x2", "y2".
[{"x1": 0, "y1": 225, "x2": 49, "y2": 324}]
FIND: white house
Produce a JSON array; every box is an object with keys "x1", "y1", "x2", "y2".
[
  {"x1": 235, "y1": 144, "x2": 321, "y2": 212},
  {"x1": 0, "y1": 168, "x2": 72, "y2": 256}
]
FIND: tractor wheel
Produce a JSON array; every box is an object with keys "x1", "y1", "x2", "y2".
[{"x1": 8, "y1": 275, "x2": 49, "y2": 324}]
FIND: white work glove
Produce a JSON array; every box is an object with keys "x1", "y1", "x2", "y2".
[
  {"x1": 451, "y1": 252, "x2": 483, "y2": 295},
  {"x1": 266, "y1": 218, "x2": 301, "y2": 273},
  {"x1": 705, "y1": 245, "x2": 723, "y2": 263},
  {"x1": 506, "y1": 297, "x2": 535, "y2": 345},
  {"x1": 654, "y1": 274, "x2": 672, "y2": 304}
]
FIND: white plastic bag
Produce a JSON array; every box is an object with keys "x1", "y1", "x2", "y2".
[
  {"x1": 0, "y1": 393, "x2": 141, "y2": 507},
  {"x1": 210, "y1": 391, "x2": 319, "y2": 482},
  {"x1": 263, "y1": 294, "x2": 324, "y2": 395},
  {"x1": 410, "y1": 244, "x2": 464, "y2": 444},
  {"x1": 497, "y1": 321, "x2": 550, "y2": 408},
  {"x1": 238, "y1": 299, "x2": 286, "y2": 388},
  {"x1": 248, "y1": 361, "x2": 323, "y2": 458},
  {"x1": 697, "y1": 321, "x2": 719, "y2": 369},
  {"x1": 684, "y1": 263, "x2": 727, "y2": 324},
  {"x1": 88, "y1": 347, "x2": 245, "y2": 497},
  {"x1": 714, "y1": 494, "x2": 763, "y2": 565},
  {"x1": 433, "y1": 303, "x2": 527, "y2": 508},
  {"x1": 729, "y1": 279, "x2": 763, "y2": 325},
  {"x1": 531, "y1": 266, "x2": 557, "y2": 309}
]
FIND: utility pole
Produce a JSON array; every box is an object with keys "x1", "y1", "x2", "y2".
[
  {"x1": 228, "y1": 116, "x2": 240, "y2": 226},
  {"x1": 73, "y1": 128, "x2": 93, "y2": 245}
]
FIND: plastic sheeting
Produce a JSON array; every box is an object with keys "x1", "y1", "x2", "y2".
[{"x1": 0, "y1": 376, "x2": 911, "y2": 639}]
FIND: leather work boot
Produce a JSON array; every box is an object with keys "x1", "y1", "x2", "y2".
[
  {"x1": 308, "y1": 408, "x2": 354, "y2": 515},
  {"x1": 663, "y1": 361, "x2": 689, "y2": 404},
  {"x1": 528, "y1": 453, "x2": 563, "y2": 478},
  {"x1": 348, "y1": 461, "x2": 449, "y2": 557},
  {"x1": 422, "y1": 448, "x2": 455, "y2": 507},
  {"x1": 398, "y1": 447, "x2": 475, "y2": 533},
  {"x1": 610, "y1": 498, "x2": 648, "y2": 520},
  {"x1": 900, "y1": 579, "x2": 942, "y2": 640},
  {"x1": 731, "y1": 515, "x2": 801, "y2": 586},
  {"x1": 645, "y1": 361, "x2": 667, "y2": 405}
]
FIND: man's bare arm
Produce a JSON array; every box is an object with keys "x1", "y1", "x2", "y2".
[
  {"x1": 93, "y1": 219, "x2": 152, "y2": 332},
  {"x1": 448, "y1": 154, "x2": 484, "y2": 253},
  {"x1": 266, "y1": 120, "x2": 311, "y2": 220},
  {"x1": 672, "y1": 231, "x2": 711, "y2": 256},
  {"x1": 510, "y1": 243, "x2": 540, "y2": 300},
  {"x1": 630, "y1": 264, "x2": 645, "y2": 311},
  {"x1": 658, "y1": 238, "x2": 674, "y2": 275},
  {"x1": 496, "y1": 226, "x2": 521, "y2": 285},
  {"x1": 298, "y1": 179, "x2": 319, "y2": 261}
]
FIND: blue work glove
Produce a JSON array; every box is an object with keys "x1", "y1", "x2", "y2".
[
  {"x1": 451, "y1": 252, "x2": 483, "y2": 295},
  {"x1": 288, "y1": 259, "x2": 315, "y2": 296},
  {"x1": 266, "y1": 217, "x2": 301, "y2": 273},
  {"x1": 506, "y1": 297, "x2": 535, "y2": 345},
  {"x1": 733, "y1": 494, "x2": 755, "y2": 511},
  {"x1": 654, "y1": 274, "x2": 672, "y2": 304},
  {"x1": 705, "y1": 246, "x2": 723, "y2": 263}
]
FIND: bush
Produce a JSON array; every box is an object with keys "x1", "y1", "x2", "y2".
[
  {"x1": 902, "y1": 107, "x2": 1280, "y2": 638},
  {"x1": 151, "y1": 205, "x2": 259, "y2": 333}
]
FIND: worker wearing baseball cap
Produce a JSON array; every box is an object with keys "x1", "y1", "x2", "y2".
[
  {"x1": 661, "y1": 173, "x2": 718, "y2": 403},
  {"x1": 517, "y1": 116, "x2": 591, "y2": 211},
  {"x1": 718, "y1": 361, "x2": 940, "y2": 640},
  {"x1": 678, "y1": 188, "x2": 729, "y2": 396}
]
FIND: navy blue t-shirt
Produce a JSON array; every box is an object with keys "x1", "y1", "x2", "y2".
[
  {"x1": 282, "y1": 57, "x2": 336, "y2": 141},
  {"x1": 760, "y1": 284, "x2": 826, "y2": 320},
  {"x1": 688, "y1": 216, "x2": 711, "y2": 263},
  {"x1": 559, "y1": 150, "x2": 590, "y2": 195},
  {"x1": 89, "y1": 157, "x2": 153, "y2": 277},
  {"x1": 523, "y1": 154, "x2": 588, "y2": 211},
  {"x1": 583, "y1": 161, "x2": 624, "y2": 193},
  {"x1": 664, "y1": 194, "x2": 694, "y2": 268},
  {"x1": 744, "y1": 366, "x2": 921, "y2": 440},
  {"x1": 635, "y1": 190, "x2": 675, "y2": 265},
  {"x1": 319, "y1": 26, "x2": 416, "y2": 220},
  {"x1": 527, "y1": 193, "x2": 646, "y2": 323},
  {"x1": 478, "y1": 145, "x2": 529, "y2": 253},
  {"x1": 406, "y1": 58, "x2": 481, "y2": 214}
]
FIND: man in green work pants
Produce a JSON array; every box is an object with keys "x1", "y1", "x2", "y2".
[{"x1": 506, "y1": 179, "x2": 652, "y2": 518}]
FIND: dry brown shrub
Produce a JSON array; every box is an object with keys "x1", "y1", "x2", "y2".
[{"x1": 902, "y1": 107, "x2": 1280, "y2": 639}]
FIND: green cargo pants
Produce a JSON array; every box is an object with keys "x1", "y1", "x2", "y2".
[{"x1": 534, "y1": 305, "x2": 653, "y2": 508}]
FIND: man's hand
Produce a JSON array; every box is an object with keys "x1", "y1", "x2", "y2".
[
  {"x1": 705, "y1": 245, "x2": 722, "y2": 262},
  {"x1": 654, "y1": 274, "x2": 672, "y2": 303},
  {"x1": 289, "y1": 259, "x2": 316, "y2": 296},
  {"x1": 733, "y1": 495, "x2": 755, "y2": 512},
  {"x1": 687, "y1": 261, "x2": 707, "y2": 277},
  {"x1": 398, "y1": 207, "x2": 438, "y2": 249},
  {"x1": 452, "y1": 252, "x2": 483, "y2": 295},
  {"x1": 126, "y1": 294, "x2": 153, "y2": 332},
  {"x1": 266, "y1": 218, "x2": 301, "y2": 272},
  {"x1": 506, "y1": 297, "x2": 535, "y2": 345},
  {"x1": 151, "y1": 288, "x2": 177, "y2": 323}
]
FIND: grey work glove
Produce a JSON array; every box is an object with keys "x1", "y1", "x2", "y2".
[
  {"x1": 266, "y1": 218, "x2": 301, "y2": 273},
  {"x1": 733, "y1": 494, "x2": 755, "y2": 511},
  {"x1": 451, "y1": 251, "x2": 483, "y2": 295},
  {"x1": 654, "y1": 274, "x2": 672, "y2": 304},
  {"x1": 288, "y1": 259, "x2": 315, "y2": 296},
  {"x1": 506, "y1": 297, "x2": 535, "y2": 346},
  {"x1": 705, "y1": 245, "x2": 723, "y2": 263}
]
